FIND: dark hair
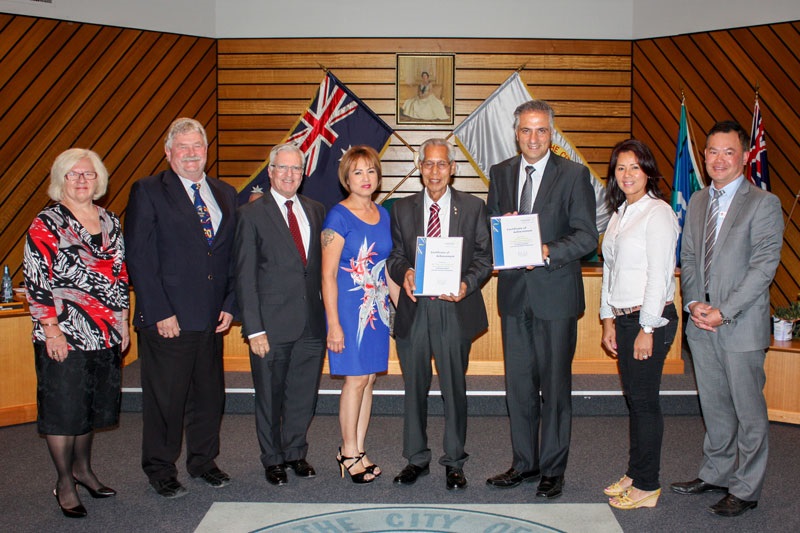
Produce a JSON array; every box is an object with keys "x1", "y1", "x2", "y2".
[
  {"x1": 707, "y1": 120, "x2": 749, "y2": 152},
  {"x1": 605, "y1": 139, "x2": 664, "y2": 210}
]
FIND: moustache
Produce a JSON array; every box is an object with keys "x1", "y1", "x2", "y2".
[{"x1": 181, "y1": 156, "x2": 203, "y2": 163}]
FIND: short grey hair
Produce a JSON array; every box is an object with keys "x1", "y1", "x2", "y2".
[
  {"x1": 48, "y1": 148, "x2": 109, "y2": 202},
  {"x1": 419, "y1": 138, "x2": 457, "y2": 163},
  {"x1": 164, "y1": 117, "x2": 208, "y2": 150},
  {"x1": 269, "y1": 143, "x2": 305, "y2": 166},
  {"x1": 513, "y1": 100, "x2": 555, "y2": 131}
]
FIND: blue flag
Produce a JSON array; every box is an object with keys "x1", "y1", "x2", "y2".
[
  {"x1": 238, "y1": 73, "x2": 394, "y2": 209},
  {"x1": 670, "y1": 102, "x2": 704, "y2": 264}
]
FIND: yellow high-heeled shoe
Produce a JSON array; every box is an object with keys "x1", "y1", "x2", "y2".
[
  {"x1": 609, "y1": 488, "x2": 661, "y2": 510},
  {"x1": 604, "y1": 475, "x2": 632, "y2": 497}
]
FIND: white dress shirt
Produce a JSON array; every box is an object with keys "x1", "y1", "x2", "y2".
[
  {"x1": 517, "y1": 151, "x2": 550, "y2": 212},
  {"x1": 270, "y1": 187, "x2": 311, "y2": 254},
  {"x1": 600, "y1": 193, "x2": 679, "y2": 327}
]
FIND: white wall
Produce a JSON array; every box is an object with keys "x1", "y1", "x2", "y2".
[
  {"x1": 2, "y1": 0, "x2": 799, "y2": 39},
  {"x1": 0, "y1": 0, "x2": 216, "y2": 37}
]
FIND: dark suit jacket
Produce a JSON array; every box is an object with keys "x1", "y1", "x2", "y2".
[
  {"x1": 125, "y1": 169, "x2": 237, "y2": 331},
  {"x1": 487, "y1": 153, "x2": 598, "y2": 320},
  {"x1": 234, "y1": 193, "x2": 326, "y2": 343},
  {"x1": 387, "y1": 188, "x2": 493, "y2": 340},
  {"x1": 681, "y1": 179, "x2": 783, "y2": 351}
]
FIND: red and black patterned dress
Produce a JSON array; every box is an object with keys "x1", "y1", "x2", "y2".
[{"x1": 24, "y1": 203, "x2": 129, "y2": 434}]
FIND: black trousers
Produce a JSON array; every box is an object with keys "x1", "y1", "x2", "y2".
[
  {"x1": 395, "y1": 298, "x2": 471, "y2": 469},
  {"x1": 501, "y1": 311, "x2": 577, "y2": 476},
  {"x1": 249, "y1": 326, "x2": 325, "y2": 468},
  {"x1": 139, "y1": 329, "x2": 224, "y2": 482},
  {"x1": 615, "y1": 304, "x2": 678, "y2": 491}
]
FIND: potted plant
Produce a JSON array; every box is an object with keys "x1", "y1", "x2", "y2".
[{"x1": 773, "y1": 301, "x2": 800, "y2": 341}]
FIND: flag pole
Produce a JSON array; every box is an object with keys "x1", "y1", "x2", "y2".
[
  {"x1": 786, "y1": 189, "x2": 800, "y2": 230},
  {"x1": 681, "y1": 89, "x2": 706, "y2": 187}
]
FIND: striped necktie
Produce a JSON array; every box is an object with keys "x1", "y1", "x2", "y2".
[
  {"x1": 703, "y1": 188, "x2": 724, "y2": 292},
  {"x1": 519, "y1": 165, "x2": 534, "y2": 214},
  {"x1": 427, "y1": 203, "x2": 442, "y2": 237},
  {"x1": 192, "y1": 183, "x2": 214, "y2": 246}
]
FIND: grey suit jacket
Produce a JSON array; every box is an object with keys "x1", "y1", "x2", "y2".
[
  {"x1": 681, "y1": 179, "x2": 783, "y2": 351},
  {"x1": 234, "y1": 193, "x2": 327, "y2": 343},
  {"x1": 387, "y1": 188, "x2": 493, "y2": 341},
  {"x1": 487, "y1": 153, "x2": 598, "y2": 320}
]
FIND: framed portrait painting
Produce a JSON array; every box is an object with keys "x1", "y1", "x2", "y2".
[{"x1": 396, "y1": 54, "x2": 455, "y2": 125}]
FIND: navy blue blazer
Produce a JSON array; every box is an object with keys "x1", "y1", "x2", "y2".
[{"x1": 124, "y1": 169, "x2": 237, "y2": 332}]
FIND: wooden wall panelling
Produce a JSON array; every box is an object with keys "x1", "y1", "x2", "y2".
[
  {"x1": 632, "y1": 21, "x2": 800, "y2": 308},
  {"x1": 0, "y1": 15, "x2": 217, "y2": 286},
  {"x1": 217, "y1": 38, "x2": 632, "y2": 203}
]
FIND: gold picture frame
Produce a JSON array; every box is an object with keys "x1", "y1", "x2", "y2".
[{"x1": 396, "y1": 54, "x2": 455, "y2": 125}]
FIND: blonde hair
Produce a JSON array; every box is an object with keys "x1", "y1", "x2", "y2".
[{"x1": 48, "y1": 148, "x2": 109, "y2": 202}]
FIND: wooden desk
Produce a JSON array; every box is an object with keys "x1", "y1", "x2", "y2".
[{"x1": 765, "y1": 338, "x2": 800, "y2": 424}]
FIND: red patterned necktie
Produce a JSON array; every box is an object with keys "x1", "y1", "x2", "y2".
[
  {"x1": 285, "y1": 200, "x2": 307, "y2": 266},
  {"x1": 427, "y1": 203, "x2": 442, "y2": 237}
]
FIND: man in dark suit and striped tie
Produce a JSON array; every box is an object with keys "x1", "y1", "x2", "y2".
[{"x1": 387, "y1": 138, "x2": 493, "y2": 490}]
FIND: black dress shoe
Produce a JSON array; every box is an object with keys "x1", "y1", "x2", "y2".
[
  {"x1": 393, "y1": 464, "x2": 429, "y2": 485},
  {"x1": 286, "y1": 459, "x2": 316, "y2": 478},
  {"x1": 74, "y1": 478, "x2": 117, "y2": 498},
  {"x1": 150, "y1": 477, "x2": 188, "y2": 499},
  {"x1": 536, "y1": 475, "x2": 564, "y2": 499},
  {"x1": 53, "y1": 488, "x2": 87, "y2": 518},
  {"x1": 265, "y1": 464, "x2": 288, "y2": 486},
  {"x1": 709, "y1": 494, "x2": 758, "y2": 517},
  {"x1": 486, "y1": 467, "x2": 540, "y2": 488},
  {"x1": 670, "y1": 478, "x2": 727, "y2": 495},
  {"x1": 193, "y1": 467, "x2": 231, "y2": 488},
  {"x1": 446, "y1": 467, "x2": 467, "y2": 490}
]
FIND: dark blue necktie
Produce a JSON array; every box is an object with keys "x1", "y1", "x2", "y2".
[{"x1": 192, "y1": 183, "x2": 214, "y2": 246}]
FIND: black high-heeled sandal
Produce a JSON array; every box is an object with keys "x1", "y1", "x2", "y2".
[
  {"x1": 359, "y1": 451, "x2": 381, "y2": 477},
  {"x1": 53, "y1": 488, "x2": 87, "y2": 518},
  {"x1": 74, "y1": 478, "x2": 117, "y2": 498},
  {"x1": 336, "y1": 448, "x2": 376, "y2": 484}
]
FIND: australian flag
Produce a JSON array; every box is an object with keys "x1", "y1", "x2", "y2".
[
  {"x1": 238, "y1": 72, "x2": 394, "y2": 209},
  {"x1": 746, "y1": 98, "x2": 770, "y2": 191}
]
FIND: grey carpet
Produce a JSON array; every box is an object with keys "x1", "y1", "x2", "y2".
[{"x1": 2, "y1": 412, "x2": 799, "y2": 532}]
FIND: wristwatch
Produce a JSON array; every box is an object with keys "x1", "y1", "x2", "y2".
[
  {"x1": 641, "y1": 325, "x2": 654, "y2": 334},
  {"x1": 719, "y1": 311, "x2": 732, "y2": 325}
]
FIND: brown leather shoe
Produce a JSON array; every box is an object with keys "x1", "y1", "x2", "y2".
[{"x1": 446, "y1": 467, "x2": 467, "y2": 490}]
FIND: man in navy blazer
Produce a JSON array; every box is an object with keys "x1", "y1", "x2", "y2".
[
  {"x1": 388, "y1": 138, "x2": 493, "y2": 490},
  {"x1": 125, "y1": 118, "x2": 237, "y2": 498},
  {"x1": 486, "y1": 100, "x2": 598, "y2": 499},
  {"x1": 234, "y1": 143, "x2": 327, "y2": 487}
]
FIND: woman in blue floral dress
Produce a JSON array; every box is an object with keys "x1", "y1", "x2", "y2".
[{"x1": 322, "y1": 146, "x2": 396, "y2": 483}]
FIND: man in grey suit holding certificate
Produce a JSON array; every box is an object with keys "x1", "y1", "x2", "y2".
[
  {"x1": 486, "y1": 100, "x2": 598, "y2": 499},
  {"x1": 671, "y1": 121, "x2": 783, "y2": 517},
  {"x1": 387, "y1": 138, "x2": 492, "y2": 490}
]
